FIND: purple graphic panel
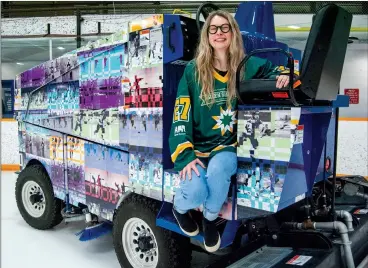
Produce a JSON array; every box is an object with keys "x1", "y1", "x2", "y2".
[{"x1": 80, "y1": 77, "x2": 124, "y2": 110}]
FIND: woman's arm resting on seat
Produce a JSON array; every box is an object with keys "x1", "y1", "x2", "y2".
[{"x1": 248, "y1": 56, "x2": 298, "y2": 88}]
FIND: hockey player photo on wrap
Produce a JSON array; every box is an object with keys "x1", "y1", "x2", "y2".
[
  {"x1": 127, "y1": 108, "x2": 162, "y2": 148},
  {"x1": 129, "y1": 31, "x2": 140, "y2": 68},
  {"x1": 73, "y1": 110, "x2": 87, "y2": 137},
  {"x1": 237, "y1": 108, "x2": 293, "y2": 161},
  {"x1": 60, "y1": 56, "x2": 79, "y2": 82},
  {"x1": 50, "y1": 136, "x2": 63, "y2": 161},
  {"x1": 25, "y1": 133, "x2": 50, "y2": 159},
  {"x1": 52, "y1": 114, "x2": 73, "y2": 134},
  {"x1": 129, "y1": 30, "x2": 149, "y2": 69},
  {"x1": 148, "y1": 26, "x2": 163, "y2": 66},
  {"x1": 107, "y1": 148, "x2": 129, "y2": 178},
  {"x1": 85, "y1": 147, "x2": 129, "y2": 209},
  {"x1": 82, "y1": 109, "x2": 117, "y2": 144},
  {"x1": 85, "y1": 168, "x2": 108, "y2": 201},
  {"x1": 67, "y1": 137, "x2": 84, "y2": 164},
  {"x1": 93, "y1": 110, "x2": 109, "y2": 141},
  {"x1": 28, "y1": 88, "x2": 48, "y2": 110},
  {"x1": 236, "y1": 160, "x2": 286, "y2": 213},
  {"x1": 45, "y1": 59, "x2": 61, "y2": 84},
  {"x1": 273, "y1": 110, "x2": 292, "y2": 138},
  {"x1": 47, "y1": 81, "x2": 79, "y2": 113},
  {"x1": 50, "y1": 159, "x2": 65, "y2": 196},
  {"x1": 118, "y1": 106, "x2": 129, "y2": 149},
  {"x1": 85, "y1": 142, "x2": 108, "y2": 170},
  {"x1": 67, "y1": 163, "x2": 86, "y2": 205},
  {"x1": 106, "y1": 148, "x2": 130, "y2": 197}
]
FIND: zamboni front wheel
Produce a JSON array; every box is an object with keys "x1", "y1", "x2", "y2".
[
  {"x1": 15, "y1": 164, "x2": 63, "y2": 230},
  {"x1": 113, "y1": 195, "x2": 192, "y2": 268}
]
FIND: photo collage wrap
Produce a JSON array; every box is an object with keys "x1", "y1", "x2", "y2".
[
  {"x1": 119, "y1": 107, "x2": 163, "y2": 149},
  {"x1": 128, "y1": 25, "x2": 163, "y2": 70},
  {"x1": 16, "y1": 55, "x2": 79, "y2": 91},
  {"x1": 67, "y1": 137, "x2": 86, "y2": 206},
  {"x1": 18, "y1": 121, "x2": 26, "y2": 153},
  {"x1": 237, "y1": 108, "x2": 294, "y2": 162},
  {"x1": 236, "y1": 159, "x2": 287, "y2": 214},
  {"x1": 16, "y1": 15, "x2": 168, "y2": 220},
  {"x1": 236, "y1": 108, "x2": 294, "y2": 215},
  {"x1": 22, "y1": 123, "x2": 66, "y2": 201},
  {"x1": 85, "y1": 142, "x2": 129, "y2": 221},
  {"x1": 78, "y1": 44, "x2": 125, "y2": 110},
  {"x1": 72, "y1": 108, "x2": 119, "y2": 146},
  {"x1": 128, "y1": 146, "x2": 163, "y2": 201}
]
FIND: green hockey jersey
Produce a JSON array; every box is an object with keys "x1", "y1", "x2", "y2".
[{"x1": 169, "y1": 56, "x2": 283, "y2": 171}]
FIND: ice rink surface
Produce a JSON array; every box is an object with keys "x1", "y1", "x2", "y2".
[{"x1": 1, "y1": 171, "x2": 219, "y2": 268}]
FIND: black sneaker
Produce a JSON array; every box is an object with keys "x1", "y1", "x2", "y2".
[
  {"x1": 202, "y1": 217, "x2": 221, "y2": 252},
  {"x1": 172, "y1": 208, "x2": 199, "y2": 237}
]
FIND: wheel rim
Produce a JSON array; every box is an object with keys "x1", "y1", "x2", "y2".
[
  {"x1": 21, "y1": 181, "x2": 46, "y2": 218},
  {"x1": 122, "y1": 217, "x2": 159, "y2": 268}
]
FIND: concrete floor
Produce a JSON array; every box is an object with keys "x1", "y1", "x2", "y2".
[{"x1": 1, "y1": 171, "x2": 219, "y2": 268}]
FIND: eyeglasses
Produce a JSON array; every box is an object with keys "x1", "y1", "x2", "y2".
[{"x1": 208, "y1": 24, "x2": 231, "y2": 34}]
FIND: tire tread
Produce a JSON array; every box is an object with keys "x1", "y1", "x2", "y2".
[
  {"x1": 15, "y1": 164, "x2": 63, "y2": 230},
  {"x1": 113, "y1": 194, "x2": 192, "y2": 268}
]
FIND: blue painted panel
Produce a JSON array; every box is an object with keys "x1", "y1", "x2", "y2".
[
  {"x1": 278, "y1": 166, "x2": 307, "y2": 211},
  {"x1": 162, "y1": 63, "x2": 186, "y2": 170},
  {"x1": 333, "y1": 95, "x2": 350, "y2": 107},
  {"x1": 235, "y1": 1, "x2": 276, "y2": 41},
  {"x1": 298, "y1": 110, "x2": 332, "y2": 195},
  {"x1": 163, "y1": 15, "x2": 183, "y2": 64},
  {"x1": 241, "y1": 32, "x2": 290, "y2": 67}
]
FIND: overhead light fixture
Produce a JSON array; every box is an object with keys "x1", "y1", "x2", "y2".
[
  {"x1": 57, "y1": 46, "x2": 65, "y2": 50},
  {"x1": 287, "y1": 25, "x2": 301, "y2": 29},
  {"x1": 16, "y1": 62, "x2": 24, "y2": 65}
]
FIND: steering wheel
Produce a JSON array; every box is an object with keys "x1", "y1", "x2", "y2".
[{"x1": 196, "y1": 2, "x2": 220, "y2": 33}]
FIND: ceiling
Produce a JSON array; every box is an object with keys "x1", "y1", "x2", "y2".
[{"x1": 1, "y1": 1, "x2": 367, "y2": 17}]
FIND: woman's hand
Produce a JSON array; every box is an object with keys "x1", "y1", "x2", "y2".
[
  {"x1": 180, "y1": 158, "x2": 206, "y2": 181},
  {"x1": 275, "y1": 75, "x2": 290, "y2": 89}
]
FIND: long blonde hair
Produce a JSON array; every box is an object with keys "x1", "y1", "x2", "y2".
[{"x1": 195, "y1": 10, "x2": 245, "y2": 108}]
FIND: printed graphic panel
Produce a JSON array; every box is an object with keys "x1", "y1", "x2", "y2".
[
  {"x1": 60, "y1": 55, "x2": 79, "y2": 82},
  {"x1": 75, "y1": 108, "x2": 119, "y2": 145},
  {"x1": 25, "y1": 131, "x2": 50, "y2": 159},
  {"x1": 79, "y1": 44, "x2": 125, "y2": 110},
  {"x1": 237, "y1": 159, "x2": 287, "y2": 215},
  {"x1": 47, "y1": 81, "x2": 79, "y2": 114},
  {"x1": 84, "y1": 142, "x2": 130, "y2": 221},
  {"x1": 18, "y1": 121, "x2": 26, "y2": 153},
  {"x1": 237, "y1": 108, "x2": 293, "y2": 162},
  {"x1": 129, "y1": 146, "x2": 163, "y2": 201},
  {"x1": 127, "y1": 107, "x2": 163, "y2": 148},
  {"x1": 23, "y1": 125, "x2": 66, "y2": 200},
  {"x1": 67, "y1": 137, "x2": 86, "y2": 206}
]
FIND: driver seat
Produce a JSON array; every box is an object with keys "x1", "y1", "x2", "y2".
[{"x1": 237, "y1": 3, "x2": 353, "y2": 106}]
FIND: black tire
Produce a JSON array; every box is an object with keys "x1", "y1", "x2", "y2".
[
  {"x1": 113, "y1": 194, "x2": 192, "y2": 268},
  {"x1": 15, "y1": 164, "x2": 63, "y2": 230}
]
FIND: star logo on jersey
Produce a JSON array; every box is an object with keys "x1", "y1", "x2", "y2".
[{"x1": 212, "y1": 106, "x2": 237, "y2": 136}]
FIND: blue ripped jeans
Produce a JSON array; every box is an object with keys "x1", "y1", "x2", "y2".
[{"x1": 174, "y1": 151, "x2": 237, "y2": 221}]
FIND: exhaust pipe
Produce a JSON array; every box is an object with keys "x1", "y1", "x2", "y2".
[{"x1": 282, "y1": 220, "x2": 355, "y2": 268}]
